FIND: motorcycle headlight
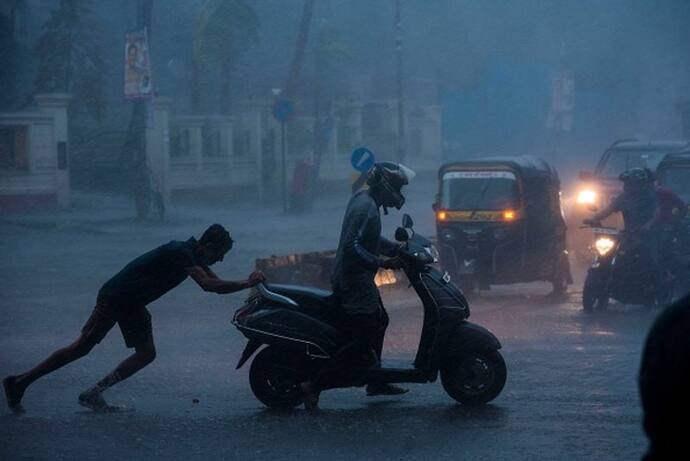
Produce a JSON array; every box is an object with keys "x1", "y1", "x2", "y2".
[
  {"x1": 595, "y1": 236, "x2": 615, "y2": 256},
  {"x1": 577, "y1": 189, "x2": 597, "y2": 205}
]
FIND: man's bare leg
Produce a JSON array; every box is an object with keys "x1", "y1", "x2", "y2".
[
  {"x1": 78, "y1": 336, "x2": 156, "y2": 411},
  {"x1": 4, "y1": 334, "x2": 97, "y2": 409}
]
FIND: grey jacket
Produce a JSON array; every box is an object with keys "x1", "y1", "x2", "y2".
[{"x1": 331, "y1": 191, "x2": 399, "y2": 314}]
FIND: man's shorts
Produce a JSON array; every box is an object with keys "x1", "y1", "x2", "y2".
[{"x1": 81, "y1": 299, "x2": 152, "y2": 348}]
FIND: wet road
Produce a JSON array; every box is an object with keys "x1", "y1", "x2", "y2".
[{"x1": 0, "y1": 186, "x2": 655, "y2": 460}]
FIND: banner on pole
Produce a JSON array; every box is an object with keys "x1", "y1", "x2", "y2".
[{"x1": 124, "y1": 29, "x2": 153, "y2": 99}]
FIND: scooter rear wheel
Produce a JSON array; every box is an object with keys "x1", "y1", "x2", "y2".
[
  {"x1": 441, "y1": 350, "x2": 507, "y2": 406},
  {"x1": 249, "y1": 347, "x2": 304, "y2": 410}
]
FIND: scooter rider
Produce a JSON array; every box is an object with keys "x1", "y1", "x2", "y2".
[{"x1": 300, "y1": 162, "x2": 415, "y2": 409}]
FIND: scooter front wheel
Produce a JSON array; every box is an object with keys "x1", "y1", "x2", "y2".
[
  {"x1": 441, "y1": 349, "x2": 506, "y2": 406},
  {"x1": 249, "y1": 347, "x2": 305, "y2": 410},
  {"x1": 583, "y1": 269, "x2": 609, "y2": 312}
]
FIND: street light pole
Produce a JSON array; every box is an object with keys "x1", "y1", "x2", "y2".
[
  {"x1": 281, "y1": 120, "x2": 288, "y2": 212},
  {"x1": 395, "y1": 0, "x2": 406, "y2": 164}
]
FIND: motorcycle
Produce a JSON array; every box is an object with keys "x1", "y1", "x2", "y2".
[
  {"x1": 232, "y1": 214, "x2": 507, "y2": 409},
  {"x1": 582, "y1": 224, "x2": 668, "y2": 311}
]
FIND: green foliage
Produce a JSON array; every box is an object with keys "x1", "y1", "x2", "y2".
[
  {"x1": 194, "y1": 0, "x2": 260, "y2": 66},
  {"x1": 314, "y1": 24, "x2": 353, "y2": 79},
  {"x1": 33, "y1": 0, "x2": 106, "y2": 120}
]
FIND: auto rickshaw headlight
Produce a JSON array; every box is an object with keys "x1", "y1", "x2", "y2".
[
  {"x1": 437, "y1": 211, "x2": 448, "y2": 221},
  {"x1": 577, "y1": 189, "x2": 597, "y2": 205},
  {"x1": 503, "y1": 210, "x2": 517, "y2": 221},
  {"x1": 595, "y1": 236, "x2": 615, "y2": 256}
]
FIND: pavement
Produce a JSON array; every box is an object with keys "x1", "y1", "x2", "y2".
[{"x1": 0, "y1": 182, "x2": 658, "y2": 460}]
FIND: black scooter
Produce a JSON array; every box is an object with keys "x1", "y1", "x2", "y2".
[{"x1": 232, "y1": 214, "x2": 507, "y2": 409}]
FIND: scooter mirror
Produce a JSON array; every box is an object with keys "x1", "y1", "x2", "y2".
[
  {"x1": 402, "y1": 214, "x2": 414, "y2": 228},
  {"x1": 394, "y1": 227, "x2": 409, "y2": 242}
]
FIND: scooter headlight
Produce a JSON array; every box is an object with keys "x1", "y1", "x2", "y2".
[
  {"x1": 595, "y1": 236, "x2": 615, "y2": 256},
  {"x1": 424, "y1": 245, "x2": 440, "y2": 263}
]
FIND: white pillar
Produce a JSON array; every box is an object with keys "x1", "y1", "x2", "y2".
[
  {"x1": 34, "y1": 93, "x2": 71, "y2": 208},
  {"x1": 145, "y1": 97, "x2": 172, "y2": 207}
]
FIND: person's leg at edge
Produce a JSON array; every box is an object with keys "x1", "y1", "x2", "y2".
[
  {"x1": 3, "y1": 306, "x2": 114, "y2": 410},
  {"x1": 3, "y1": 333, "x2": 100, "y2": 409}
]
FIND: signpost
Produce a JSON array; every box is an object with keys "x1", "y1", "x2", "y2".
[
  {"x1": 350, "y1": 147, "x2": 376, "y2": 193},
  {"x1": 272, "y1": 98, "x2": 295, "y2": 212}
]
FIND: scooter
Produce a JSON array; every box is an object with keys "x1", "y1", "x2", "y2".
[
  {"x1": 582, "y1": 224, "x2": 665, "y2": 311},
  {"x1": 232, "y1": 214, "x2": 507, "y2": 409}
]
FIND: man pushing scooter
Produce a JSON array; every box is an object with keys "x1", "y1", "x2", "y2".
[{"x1": 3, "y1": 224, "x2": 264, "y2": 412}]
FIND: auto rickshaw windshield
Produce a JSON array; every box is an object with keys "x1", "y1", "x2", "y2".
[{"x1": 441, "y1": 170, "x2": 519, "y2": 210}]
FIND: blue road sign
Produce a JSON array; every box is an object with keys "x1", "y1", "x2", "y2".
[
  {"x1": 351, "y1": 147, "x2": 375, "y2": 172},
  {"x1": 272, "y1": 99, "x2": 295, "y2": 122}
]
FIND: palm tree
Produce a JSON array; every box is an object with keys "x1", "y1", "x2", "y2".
[
  {"x1": 193, "y1": 0, "x2": 260, "y2": 114},
  {"x1": 33, "y1": 0, "x2": 106, "y2": 120}
]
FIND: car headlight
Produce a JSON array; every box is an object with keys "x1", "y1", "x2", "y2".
[
  {"x1": 594, "y1": 236, "x2": 615, "y2": 256},
  {"x1": 577, "y1": 189, "x2": 597, "y2": 205}
]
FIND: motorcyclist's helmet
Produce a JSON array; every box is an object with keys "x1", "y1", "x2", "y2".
[
  {"x1": 367, "y1": 162, "x2": 416, "y2": 210},
  {"x1": 619, "y1": 167, "x2": 650, "y2": 192}
]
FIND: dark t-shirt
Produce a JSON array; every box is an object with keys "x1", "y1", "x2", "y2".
[
  {"x1": 610, "y1": 189, "x2": 657, "y2": 232},
  {"x1": 98, "y1": 237, "x2": 199, "y2": 307}
]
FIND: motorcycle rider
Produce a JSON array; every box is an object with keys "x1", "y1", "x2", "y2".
[
  {"x1": 300, "y1": 162, "x2": 415, "y2": 410},
  {"x1": 584, "y1": 167, "x2": 657, "y2": 233},
  {"x1": 583, "y1": 167, "x2": 660, "y2": 298}
]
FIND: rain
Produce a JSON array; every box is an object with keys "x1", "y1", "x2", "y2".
[{"x1": 1, "y1": 1, "x2": 690, "y2": 460}]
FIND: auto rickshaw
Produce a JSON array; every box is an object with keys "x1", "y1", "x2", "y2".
[{"x1": 433, "y1": 156, "x2": 572, "y2": 294}]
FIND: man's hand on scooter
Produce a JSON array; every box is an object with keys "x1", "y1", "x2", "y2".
[{"x1": 247, "y1": 271, "x2": 266, "y2": 287}]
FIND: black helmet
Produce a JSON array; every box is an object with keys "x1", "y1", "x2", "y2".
[
  {"x1": 367, "y1": 162, "x2": 415, "y2": 210},
  {"x1": 619, "y1": 167, "x2": 649, "y2": 185}
]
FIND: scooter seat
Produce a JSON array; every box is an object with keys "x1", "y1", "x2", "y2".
[
  {"x1": 265, "y1": 283, "x2": 333, "y2": 305},
  {"x1": 265, "y1": 284, "x2": 338, "y2": 323}
]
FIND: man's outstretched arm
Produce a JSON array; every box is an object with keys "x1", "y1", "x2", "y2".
[{"x1": 186, "y1": 266, "x2": 264, "y2": 294}]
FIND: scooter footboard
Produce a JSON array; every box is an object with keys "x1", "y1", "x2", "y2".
[
  {"x1": 446, "y1": 321, "x2": 502, "y2": 355},
  {"x1": 235, "y1": 308, "x2": 343, "y2": 357}
]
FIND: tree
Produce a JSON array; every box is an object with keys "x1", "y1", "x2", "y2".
[
  {"x1": 33, "y1": 0, "x2": 106, "y2": 120},
  {"x1": 311, "y1": 24, "x2": 352, "y2": 197},
  {"x1": 193, "y1": 0, "x2": 260, "y2": 114},
  {"x1": 0, "y1": 1, "x2": 25, "y2": 110}
]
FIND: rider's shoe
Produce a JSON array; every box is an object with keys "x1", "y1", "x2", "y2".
[{"x1": 366, "y1": 383, "x2": 409, "y2": 396}]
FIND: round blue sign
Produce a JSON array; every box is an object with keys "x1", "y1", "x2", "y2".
[
  {"x1": 272, "y1": 99, "x2": 294, "y2": 122},
  {"x1": 351, "y1": 147, "x2": 375, "y2": 173}
]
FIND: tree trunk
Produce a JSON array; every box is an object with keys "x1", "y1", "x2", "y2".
[{"x1": 121, "y1": 0, "x2": 154, "y2": 219}]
